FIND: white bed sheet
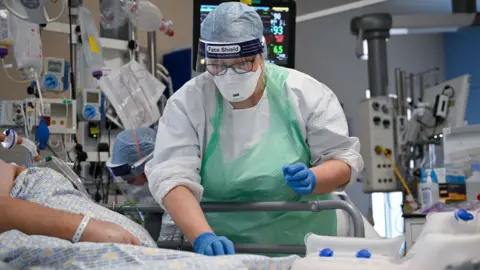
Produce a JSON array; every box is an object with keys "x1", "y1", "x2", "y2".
[{"x1": 0, "y1": 230, "x2": 298, "y2": 270}]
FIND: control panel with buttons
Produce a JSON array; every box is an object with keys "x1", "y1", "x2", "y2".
[
  {"x1": 27, "y1": 98, "x2": 77, "y2": 134},
  {"x1": 358, "y1": 97, "x2": 398, "y2": 193},
  {"x1": 0, "y1": 100, "x2": 25, "y2": 127}
]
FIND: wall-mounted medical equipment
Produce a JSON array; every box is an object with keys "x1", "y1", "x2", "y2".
[
  {"x1": 2, "y1": 0, "x2": 65, "y2": 25},
  {"x1": 350, "y1": 10, "x2": 480, "y2": 98},
  {"x1": 77, "y1": 6, "x2": 104, "y2": 79},
  {"x1": 24, "y1": 98, "x2": 77, "y2": 134},
  {"x1": 0, "y1": 8, "x2": 13, "y2": 59},
  {"x1": 192, "y1": 0, "x2": 297, "y2": 70},
  {"x1": 358, "y1": 97, "x2": 397, "y2": 193},
  {"x1": 422, "y1": 75, "x2": 470, "y2": 133},
  {"x1": 77, "y1": 121, "x2": 118, "y2": 162},
  {"x1": 43, "y1": 57, "x2": 70, "y2": 92},
  {"x1": 81, "y1": 89, "x2": 102, "y2": 121},
  {"x1": 0, "y1": 100, "x2": 25, "y2": 127},
  {"x1": 404, "y1": 75, "x2": 470, "y2": 145}
]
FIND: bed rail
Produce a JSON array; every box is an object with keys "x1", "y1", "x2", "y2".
[{"x1": 112, "y1": 200, "x2": 365, "y2": 254}]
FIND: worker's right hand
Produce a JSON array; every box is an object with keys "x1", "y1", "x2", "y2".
[
  {"x1": 80, "y1": 219, "x2": 142, "y2": 246},
  {"x1": 193, "y1": 232, "x2": 235, "y2": 256}
]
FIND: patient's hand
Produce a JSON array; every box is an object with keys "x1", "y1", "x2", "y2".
[{"x1": 81, "y1": 219, "x2": 142, "y2": 246}]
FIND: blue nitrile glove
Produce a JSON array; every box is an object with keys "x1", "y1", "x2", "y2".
[
  {"x1": 283, "y1": 163, "x2": 317, "y2": 195},
  {"x1": 193, "y1": 232, "x2": 235, "y2": 256}
]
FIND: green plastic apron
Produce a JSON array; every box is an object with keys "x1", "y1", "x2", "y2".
[{"x1": 200, "y1": 63, "x2": 337, "y2": 246}]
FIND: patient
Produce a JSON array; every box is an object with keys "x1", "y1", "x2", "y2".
[{"x1": 0, "y1": 159, "x2": 156, "y2": 247}]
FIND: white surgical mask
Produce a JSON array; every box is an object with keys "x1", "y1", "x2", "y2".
[{"x1": 213, "y1": 66, "x2": 262, "y2": 102}]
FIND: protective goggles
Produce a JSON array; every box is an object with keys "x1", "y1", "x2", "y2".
[
  {"x1": 107, "y1": 152, "x2": 154, "y2": 178},
  {"x1": 196, "y1": 38, "x2": 265, "y2": 76}
]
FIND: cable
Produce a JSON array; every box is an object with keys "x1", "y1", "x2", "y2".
[
  {"x1": 376, "y1": 145, "x2": 419, "y2": 209},
  {"x1": 1, "y1": 59, "x2": 31, "y2": 83},
  {"x1": 46, "y1": 144, "x2": 60, "y2": 158},
  {"x1": 67, "y1": 0, "x2": 76, "y2": 100},
  {"x1": 62, "y1": 135, "x2": 74, "y2": 162},
  {"x1": 49, "y1": 137, "x2": 62, "y2": 148},
  {"x1": 33, "y1": 71, "x2": 45, "y2": 117},
  {"x1": 20, "y1": 105, "x2": 30, "y2": 139},
  {"x1": 104, "y1": 124, "x2": 112, "y2": 203},
  {"x1": 442, "y1": 85, "x2": 455, "y2": 99}
]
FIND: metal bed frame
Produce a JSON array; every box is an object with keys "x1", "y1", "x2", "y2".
[{"x1": 113, "y1": 200, "x2": 366, "y2": 255}]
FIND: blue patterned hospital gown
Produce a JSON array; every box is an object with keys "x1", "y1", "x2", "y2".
[
  {"x1": 0, "y1": 167, "x2": 299, "y2": 269},
  {"x1": 7, "y1": 167, "x2": 157, "y2": 247}
]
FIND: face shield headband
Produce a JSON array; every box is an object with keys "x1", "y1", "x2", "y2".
[
  {"x1": 197, "y1": 38, "x2": 265, "y2": 74},
  {"x1": 199, "y1": 38, "x2": 264, "y2": 60},
  {"x1": 108, "y1": 152, "x2": 154, "y2": 178}
]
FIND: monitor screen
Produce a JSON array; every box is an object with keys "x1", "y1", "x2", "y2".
[
  {"x1": 86, "y1": 92, "x2": 100, "y2": 103},
  {"x1": 48, "y1": 61, "x2": 63, "y2": 74},
  {"x1": 193, "y1": 1, "x2": 296, "y2": 70}
]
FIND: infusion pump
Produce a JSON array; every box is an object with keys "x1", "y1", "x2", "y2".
[
  {"x1": 43, "y1": 57, "x2": 68, "y2": 92},
  {"x1": 81, "y1": 89, "x2": 102, "y2": 121}
]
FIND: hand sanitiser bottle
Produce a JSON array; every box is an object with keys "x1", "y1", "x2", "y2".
[{"x1": 419, "y1": 169, "x2": 440, "y2": 208}]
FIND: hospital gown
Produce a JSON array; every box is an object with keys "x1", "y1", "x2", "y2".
[
  {"x1": 5, "y1": 167, "x2": 157, "y2": 247},
  {"x1": 0, "y1": 167, "x2": 299, "y2": 269}
]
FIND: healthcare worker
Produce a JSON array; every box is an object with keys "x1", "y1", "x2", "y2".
[
  {"x1": 145, "y1": 2, "x2": 363, "y2": 256},
  {"x1": 107, "y1": 127, "x2": 182, "y2": 242}
]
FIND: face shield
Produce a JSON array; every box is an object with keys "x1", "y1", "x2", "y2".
[
  {"x1": 196, "y1": 38, "x2": 265, "y2": 102},
  {"x1": 107, "y1": 152, "x2": 153, "y2": 189}
]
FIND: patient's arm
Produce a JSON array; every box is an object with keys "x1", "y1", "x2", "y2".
[
  {"x1": 0, "y1": 196, "x2": 83, "y2": 239},
  {"x1": 0, "y1": 197, "x2": 141, "y2": 245}
]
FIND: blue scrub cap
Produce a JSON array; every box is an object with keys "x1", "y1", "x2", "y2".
[
  {"x1": 110, "y1": 127, "x2": 156, "y2": 167},
  {"x1": 201, "y1": 2, "x2": 263, "y2": 43}
]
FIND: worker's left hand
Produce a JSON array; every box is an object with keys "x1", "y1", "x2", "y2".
[{"x1": 283, "y1": 163, "x2": 316, "y2": 195}]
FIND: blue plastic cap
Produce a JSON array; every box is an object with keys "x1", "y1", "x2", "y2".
[
  {"x1": 455, "y1": 209, "x2": 474, "y2": 221},
  {"x1": 472, "y1": 163, "x2": 480, "y2": 172},
  {"x1": 44, "y1": 74, "x2": 59, "y2": 90},
  {"x1": 319, "y1": 248, "x2": 334, "y2": 257},
  {"x1": 84, "y1": 105, "x2": 97, "y2": 120},
  {"x1": 356, "y1": 249, "x2": 371, "y2": 259}
]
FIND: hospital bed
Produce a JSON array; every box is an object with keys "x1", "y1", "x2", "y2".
[
  {"x1": 113, "y1": 199, "x2": 366, "y2": 255},
  {"x1": 2, "y1": 198, "x2": 478, "y2": 270},
  {"x1": 0, "y1": 199, "x2": 365, "y2": 270}
]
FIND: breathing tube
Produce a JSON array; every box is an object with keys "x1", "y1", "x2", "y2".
[{"x1": 0, "y1": 128, "x2": 89, "y2": 196}]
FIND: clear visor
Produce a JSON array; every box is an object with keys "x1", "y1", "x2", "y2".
[
  {"x1": 107, "y1": 152, "x2": 153, "y2": 185},
  {"x1": 196, "y1": 38, "x2": 265, "y2": 75}
]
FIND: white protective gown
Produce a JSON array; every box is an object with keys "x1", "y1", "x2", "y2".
[{"x1": 145, "y1": 68, "x2": 364, "y2": 209}]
